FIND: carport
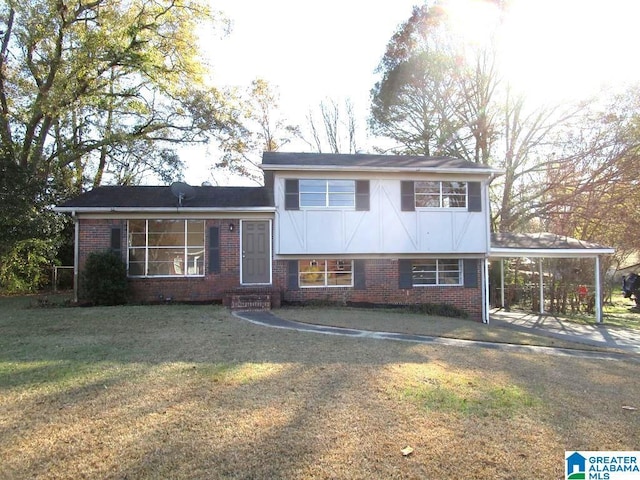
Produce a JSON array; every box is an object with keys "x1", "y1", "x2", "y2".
[{"x1": 488, "y1": 232, "x2": 615, "y2": 324}]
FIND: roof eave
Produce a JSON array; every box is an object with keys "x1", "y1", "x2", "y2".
[
  {"x1": 54, "y1": 206, "x2": 276, "y2": 213},
  {"x1": 490, "y1": 247, "x2": 615, "y2": 258},
  {"x1": 261, "y1": 164, "x2": 503, "y2": 175}
]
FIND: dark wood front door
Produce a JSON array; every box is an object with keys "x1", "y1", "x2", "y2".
[{"x1": 242, "y1": 221, "x2": 271, "y2": 284}]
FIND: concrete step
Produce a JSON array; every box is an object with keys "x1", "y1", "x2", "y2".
[{"x1": 230, "y1": 293, "x2": 272, "y2": 311}]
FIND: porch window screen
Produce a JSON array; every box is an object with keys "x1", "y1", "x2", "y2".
[{"x1": 128, "y1": 219, "x2": 205, "y2": 277}]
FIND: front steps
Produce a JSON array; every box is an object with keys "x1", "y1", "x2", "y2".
[{"x1": 226, "y1": 288, "x2": 280, "y2": 311}]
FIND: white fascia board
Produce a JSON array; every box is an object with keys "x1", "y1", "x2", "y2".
[
  {"x1": 261, "y1": 164, "x2": 503, "y2": 176},
  {"x1": 490, "y1": 247, "x2": 615, "y2": 258},
  {"x1": 54, "y1": 206, "x2": 276, "y2": 214}
]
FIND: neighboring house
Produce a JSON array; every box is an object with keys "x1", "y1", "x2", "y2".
[{"x1": 54, "y1": 152, "x2": 501, "y2": 320}]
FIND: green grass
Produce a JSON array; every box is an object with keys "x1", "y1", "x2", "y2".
[
  {"x1": 549, "y1": 293, "x2": 640, "y2": 330},
  {"x1": 400, "y1": 364, "x2": 540, "y2": 418}
]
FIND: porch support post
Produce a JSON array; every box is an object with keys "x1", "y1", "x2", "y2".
[
  {"x1": 73, "y1": 212, "x2": 79, "y2": 304},
  {"x1": 595, "y1": 255, "x2": 602, "y2": 324},
  {"x1": 539, "y1": 259, "x2": 544, "y2": 314},
  {"x1": 483, "y1": 257, "x2": 490, "y2": 324},
  {"x1": 500, "y1": 258, "x2": 505, "y2": 308}
]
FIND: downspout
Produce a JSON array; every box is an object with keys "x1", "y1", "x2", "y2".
[
  {"x1": 72, "y1": 211, "x2": 79, "y2": 304},
  {"x1": 483, "y1": 176, "x2": 493, "y2": 324},
  {"x1": 483, "y1": 257, "x2": 490, "y2": 324}
]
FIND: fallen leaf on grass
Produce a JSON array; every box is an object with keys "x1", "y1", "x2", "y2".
[{"x1": 401, "y1": 446, "x2": 414, "y2": 456}]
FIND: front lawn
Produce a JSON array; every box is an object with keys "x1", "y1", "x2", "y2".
[{"x1": 1, "y1": 296, "x2": 639, "y2": 479}]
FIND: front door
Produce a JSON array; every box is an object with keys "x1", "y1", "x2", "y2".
[{"x1": 241, "y1": 220, "x2": 271, "y2": 284}]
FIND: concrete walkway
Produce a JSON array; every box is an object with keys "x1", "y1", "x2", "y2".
[
  {"x1": 489, "y1": 308, "x2": 640, "y2": 354},
  {"x1": 233, "y1": 310, "x2": 639, "y2": 362}
]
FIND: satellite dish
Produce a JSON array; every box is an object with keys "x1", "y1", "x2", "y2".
[{"x1": 170, "y1": 181, "x2": 196, "y2": 206}]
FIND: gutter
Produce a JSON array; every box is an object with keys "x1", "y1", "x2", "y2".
[
  {"x1": 490, "y1": 248, "x2": 616, "y2": 258},
  {"x1": 261, "y1": 165, "x2": 503, "y2": 175},
  {"x1": 54, "y1": 206, "x2": 277, "y2": 214}
]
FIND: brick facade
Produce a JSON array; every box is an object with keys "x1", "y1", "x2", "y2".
[
  {"x1": 77, "y1": 218, "x2": 482, "y2": 319},
  {"x1": 273, "y1": 258, "x2": 483, "y2": 320}
]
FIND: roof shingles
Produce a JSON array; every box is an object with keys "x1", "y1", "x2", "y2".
[{"x1": 57, "y1": 186, "x2": 273, "y2": 209}]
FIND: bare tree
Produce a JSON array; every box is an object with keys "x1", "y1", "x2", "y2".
[{"x1": 304, "y1": 98, "x2": 360, "y2": 154}]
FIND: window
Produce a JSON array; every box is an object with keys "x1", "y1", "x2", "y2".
[
  {"x1": 415, "y1": 181, "x2": 467, "y2": 208},
  {"x1": 128, "y1": 220, "x2": 205, "y2": 277},
  {"x1": 412, "y1": 259, "x2": 462, "y2": 286},
  {"x1": 299, "y1": 180, "x2": 355, "y2": 208},
  {"x1": 299, "y1": 259, "x2": 353, "y2": 287}
]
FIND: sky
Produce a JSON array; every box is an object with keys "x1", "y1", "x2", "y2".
[{"x1": 183, "y1": 0, "x2": 640, "y2": 185}]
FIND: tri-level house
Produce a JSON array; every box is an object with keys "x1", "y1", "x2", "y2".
[{"x1": 56, "y1": 152, "x2": 501, "y2": 320}]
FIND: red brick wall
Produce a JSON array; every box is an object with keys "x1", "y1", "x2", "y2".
[
  {"x1": 272, "y1": 258, "x2": 483, "y2": 320},
  {"x1": 77, "y1": 218, "x2": 246, "y2": 303},
  {"x1": 77, "y1": 218, "x2": 482, "y2": 319}
]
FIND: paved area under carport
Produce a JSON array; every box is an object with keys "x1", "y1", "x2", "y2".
[
  {"x1": 233, "y1": 310, "x2": 640, "y2": 362},
  {"x1": 489, "y1": 308, "x2": 640, "y2": 354}
]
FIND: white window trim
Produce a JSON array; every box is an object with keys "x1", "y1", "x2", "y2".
[
  {"x1": 412, "y1": 259, "x2": 463, "y2": 287},
  {"x1": 127, "y1": 219, "x2": 206, "y2": 278},
  {"x1": 299, "y1": 179, "x2": 356, "y2": 209},
  {"x1": 299, "y1": 259, "x2": 355, "y2": 288},
  {"x1": 414, "y1": 181, "x2": 468, "y2": 209}
]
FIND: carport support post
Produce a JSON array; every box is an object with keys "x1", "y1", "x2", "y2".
[
  {"x1": 595, "y1": 255, "x2": 602, "y2": 324},
  {"x1": 500, "y1": 259, "x2": 505, "y2": 308},
  {"x1": 539, "y1": 259, "x2": 544, "y2": 314}
]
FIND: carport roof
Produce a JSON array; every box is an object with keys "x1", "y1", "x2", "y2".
[{"x1": 490, "y1": 232, "x2": 615, "y2": 258}]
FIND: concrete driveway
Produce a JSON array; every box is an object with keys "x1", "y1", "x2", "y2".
[
  {"x1": 489, "y1": 308, "x2": 640, "y2": 354},
  {"x1": 234, "y1": 309, "x2": 639, "y2": 362}
]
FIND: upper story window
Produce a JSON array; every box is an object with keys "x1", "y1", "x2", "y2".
[
  {"x1": 415, "y1": 181, "x2": 467, "y2": 208},
  {"x1": 299, "y1": 179, "x2": 356, "y2": 208},
  {"x1": 128, "y1": 219, "x2": 205, "y2": 277}
]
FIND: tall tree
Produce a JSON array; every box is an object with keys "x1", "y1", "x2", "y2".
[
  {"x1": 370, "y1": 2, "x2": 623, "y2": 240},
  {"x1": 213, "y1": 79, "x2": 298, "y2": 184},
  {"x1": 0, "y1": 0, "x2": 233, "y2": 190},
  {"x1": 370, "y1": 4, "x2": 500, "y2": 163},
  {"x1": 304, "y1": 98, "x2": 360, "y2": 154},
  {"x1": 540, "y1": 87, "x2": 640, "y2": 252}
]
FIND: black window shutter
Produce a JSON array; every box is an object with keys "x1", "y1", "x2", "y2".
[
  {"x1": 110, "y1": 227, "x2": 122, "y2": 255},
  {"x1": 209, "y1": 226, "x2": 220, "y2": 274},
  {"x1": 468, "y1": 182, "x2": 482, "y2": 212},
  {"x1": 284, "y1": 179, "x2": 299, "y2": 210},
  {"x1": 287, "y1": 260, "x2": 299, "y2": 290},
  {"x1": 463, "y1": 259, "x2": 478, "y2": 288},
  {"x1": 401, "y1": 181, "x2": 415, "y2": 211},
  {"x1": 354, "y1": 260, "x2": 366, "y2": 290},
  {"x1": 355, "y1": 181, "x2": 370, "y2": 211},
  {"x1": 398, "y1": 259, "x2": 413, "y2": 289}
]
